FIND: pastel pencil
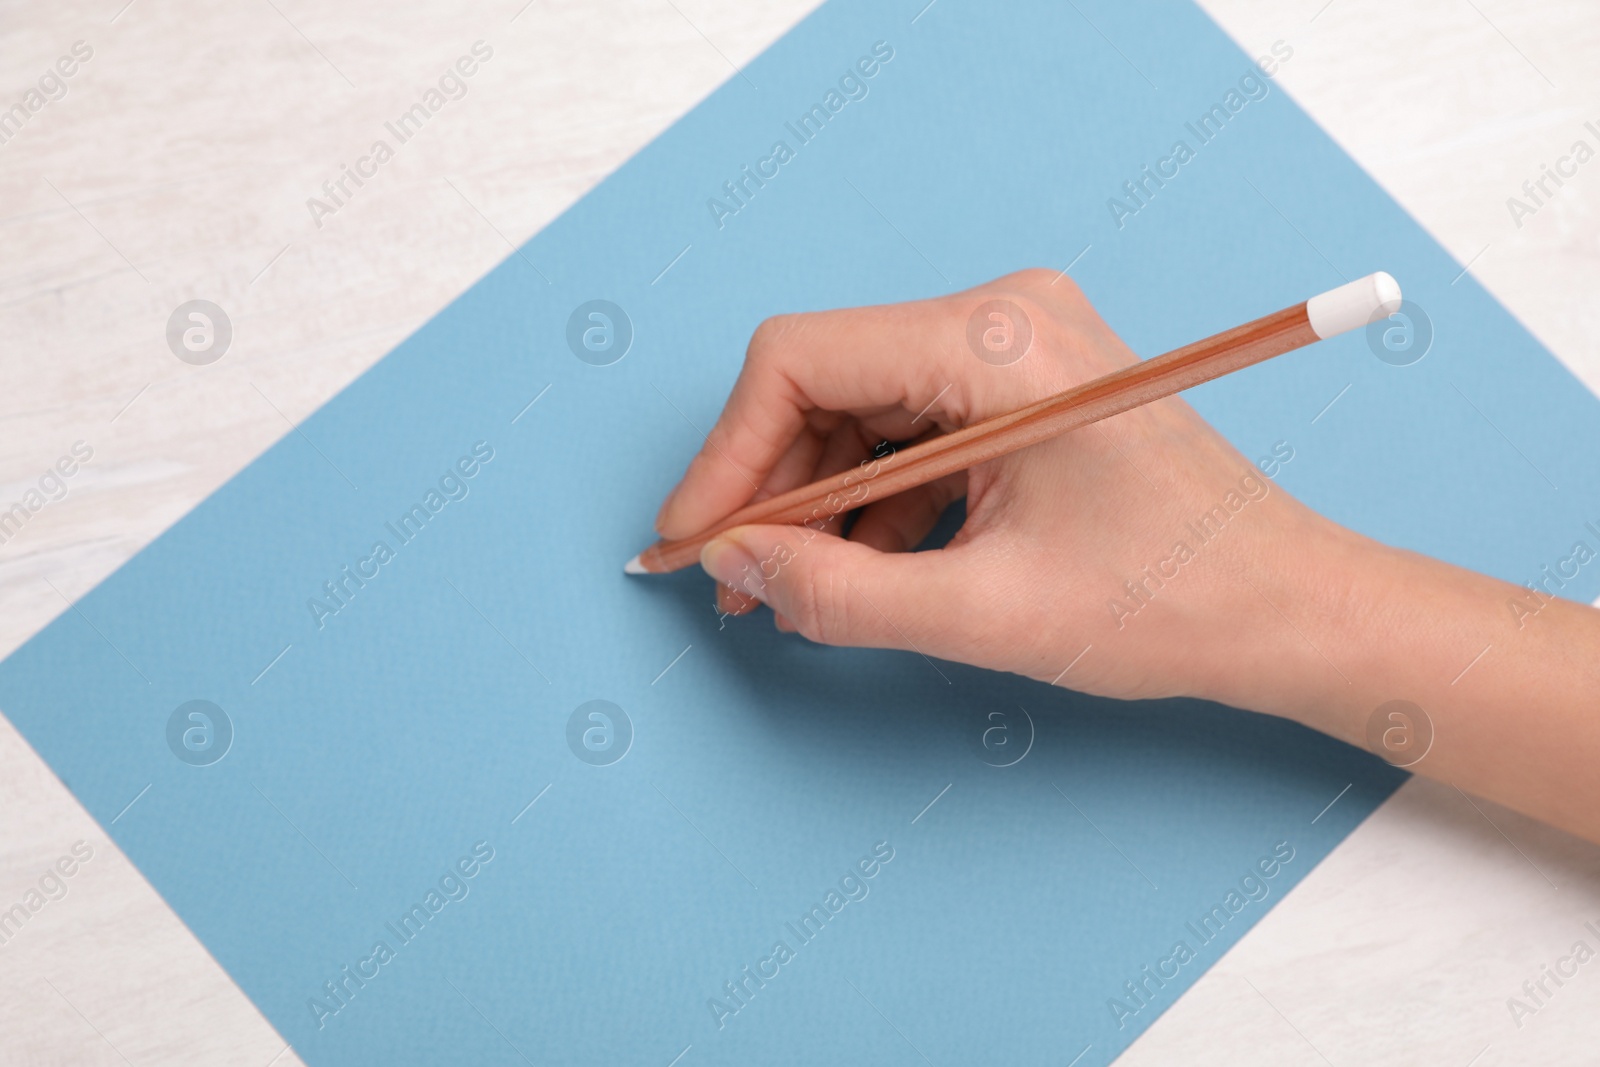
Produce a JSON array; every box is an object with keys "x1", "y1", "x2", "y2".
[{"x1": 627, "y1": 272, "x2": 1401, "y2": 575}]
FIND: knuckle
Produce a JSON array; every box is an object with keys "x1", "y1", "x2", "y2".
[
  {"x1": 1016, "y1": 266, "x2": 1062, "y2": 291},
  {"x1": 1006, "y1": 291, "x2": 1053, "y2": 333},
  {"x1": 1004, "y1": 269, "x2": 1094, "y2": 329},
  {"x1": 972, "y1": 280, "x2": 1055, "y2": 336},
  {"x1": 746, "y1": 314, "x2": 795, "y2": 364},
  {"x1": 989, "y1": 266, "x2": 1068, "y2": 300},
  {"x1": 790, "y1": 564, "x2": 849, "y2": 645},
  {"x1": 1046, "y1": 270, "x2": 1084, "y2": 302}
]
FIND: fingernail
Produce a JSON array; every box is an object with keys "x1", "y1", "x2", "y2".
[
  {"x1": 653, "y1": 485, "x2": 680, "y2": 535},
  {"x1": 701, "y1": 536, "x2": 762, "y2": 601}
]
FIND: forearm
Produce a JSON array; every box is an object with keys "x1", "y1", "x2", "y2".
[
  {"x1": 658, "y1": 271, "x2": 1599, "y2": 842},
  {"x1": 1203, "y1": 520, "x2": 1600, "y2": 843}
]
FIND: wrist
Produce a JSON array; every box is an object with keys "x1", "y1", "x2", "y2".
[
  {"x1": 1185, "y1": 508, "x2": 1387, "y2": 744},
  {"x1": 1190, "y1": 507, "x2": 1600, "y2": 844}
]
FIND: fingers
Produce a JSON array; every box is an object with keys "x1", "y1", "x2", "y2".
[
  {"x1": 801, "y1": 421, "x2": 876, "y2": 531},
  {"x1": 716, "y1": 423, "x2": 878, "y2": 620},
  {"x1": 716, "y1": 581, "x2": 761, "y2": 617},
  {"x1": 847, "y1": 473, "x2": 966, "y2": 554},
  {"x1": 700, "y1": 524, "x2": 966, "y2": 652},
  {"x1": 656, "y1": 299, "x2": 969, "y2": 540},
  {"x1": 714, "y1": 471, "x2": 962, "y2": 620},
  {"x1": 745, "y1": 424, "x2": 828, "y2": 508},
  {"x1": 656, "y1": 267, "x2": 1113, "y2": 542}
]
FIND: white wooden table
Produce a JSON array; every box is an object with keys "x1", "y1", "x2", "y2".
[{"x1": 2, "y1": 1, "x2": 1596, "y2": 1063}]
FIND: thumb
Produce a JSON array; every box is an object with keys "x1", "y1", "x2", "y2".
[{"x1": 700, "y1": 524, "x2": 958, "y2": 652}]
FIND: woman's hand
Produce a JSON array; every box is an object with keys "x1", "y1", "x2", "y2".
[
  {"x1": 654, "y1": 269, "x2": 1600, "y2": 845},
  {"x1": 655, "y1": 269, "x2": 1336, "y2": 707}
]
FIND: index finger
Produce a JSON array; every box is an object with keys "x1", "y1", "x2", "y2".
[{"x1": 654, "y1": 296, "x2": 969, "y2": 540}]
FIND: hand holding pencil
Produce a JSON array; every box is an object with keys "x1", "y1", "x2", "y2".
[
  {"x1": 628, "y1": 271, "x2": 1399, "y2": 574},
  {"x1": 634, "y1": 268, "x2": 1600, "y2": 846}
]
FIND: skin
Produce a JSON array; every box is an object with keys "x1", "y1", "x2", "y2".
[{"x1": 653, "y1": 270, "x2": 1600, "y2": 845}]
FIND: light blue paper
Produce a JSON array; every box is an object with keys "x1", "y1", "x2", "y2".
[{"x1": 4, "y1": 1, "x2": 1594, "y2": 1064}]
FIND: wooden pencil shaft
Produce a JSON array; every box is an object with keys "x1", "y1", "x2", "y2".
[{"x1": 643, "y1": 301, "x2": 1317, "y2": 573}]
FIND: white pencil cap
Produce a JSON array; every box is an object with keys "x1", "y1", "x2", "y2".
[{"x1": 1306, "y1": 272, "x2": 1403, "y2": 339}]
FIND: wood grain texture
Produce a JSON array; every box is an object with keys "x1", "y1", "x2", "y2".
[{"x1": 1, "y1": 0, "x2": 1597, "y2": 1064}]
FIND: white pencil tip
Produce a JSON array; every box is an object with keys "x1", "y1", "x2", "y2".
[{"x1": 623, "y1": 555, "x2": 648, "y2": 575}]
